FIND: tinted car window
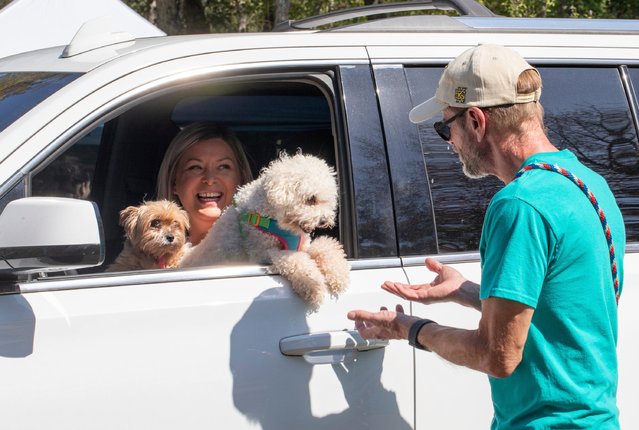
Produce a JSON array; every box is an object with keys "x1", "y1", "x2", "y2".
[
  {"x1": 373, "y1": 65, "x2": 438, "y2": 256},
  {"x1": 541, "y1": 67, "x2": 639, "y2": 242},
  {"x1": 32, "y1": 125, "x2": 102, "y2": 200},
  {"x1": 0, "y1": 72, "x2": 81, "y2": 132},
  {"x1": 339, "y1": 65, "x2": 397, "y2": 258},
  {"x1": 406, "y1": 66, "x2": 639, "y2": 253},
  {"x1": 405, "y1": 67, "x2": 502, "y2": 253}
]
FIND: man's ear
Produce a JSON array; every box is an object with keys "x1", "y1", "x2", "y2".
[{"x1": 467, "y1": 107, "x2": 487, "y2": 142}]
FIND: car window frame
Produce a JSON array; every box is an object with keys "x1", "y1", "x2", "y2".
[{"x1": 2, "y1": 57, "x2": 397, "y2": 285}]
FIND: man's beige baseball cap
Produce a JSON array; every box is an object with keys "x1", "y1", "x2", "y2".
[{"x1": 409, "y1": 44, "x2": 541, "y2": 124}]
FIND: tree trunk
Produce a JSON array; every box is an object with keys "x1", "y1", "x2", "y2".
[
  {"x1": 274, "y1": 0, "x2": 290, "y2": 27},
  {"x1": 153, "y1": 0, "x2": 206, "y2": 35},
  {"x1": 154, "y1": 0, "x2": 179, "y2": 34},
  {"x1": 180, "y1": 0, "x2": 207, "y2": 34},
  {"x1": 148, "y1": 0, "x2": 157, "y2": 26}
]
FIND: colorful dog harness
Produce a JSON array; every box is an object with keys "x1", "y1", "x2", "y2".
[
  {"x1": 515, "y1": 162, "x2": 620, "y2": 304},
  {"x1": 241, "y1": 212, "x2": 303, "y2": 251}
]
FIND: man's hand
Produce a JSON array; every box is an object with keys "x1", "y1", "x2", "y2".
[
  {"x1": 382, "y1": 258, "x2": 473, "y2": 306},
  {"x1": 347, "y1": 304, "x2": 417, "y2": 340}
]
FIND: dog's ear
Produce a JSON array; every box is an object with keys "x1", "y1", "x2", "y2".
[
  {"x1": 178, "y1": 208, "x2": 190, "y2": 231},
  {"x1": 262, "y1": 161, "x2": 293, "y2": 209},
  {"x1": 119, "y1": 206, "x2": 140, "y2": 238}
]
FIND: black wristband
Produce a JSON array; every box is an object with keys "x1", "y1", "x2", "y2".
[{"x1": 408, "y1": 319, "x2": 436, "y2": 351}]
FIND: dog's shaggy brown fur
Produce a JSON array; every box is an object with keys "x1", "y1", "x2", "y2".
[{"x1": 106, "y1": 200, "x2": 190, "y2": 271}]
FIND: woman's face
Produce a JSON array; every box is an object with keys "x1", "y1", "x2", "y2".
[{"x1": 173, "y1": 138, "x2": 242, "y2": 228}]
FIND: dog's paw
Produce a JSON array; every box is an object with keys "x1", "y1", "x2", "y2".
[
  {"x1": 271, "y1": 250, "x2": 326, "y2": 308},
  {"x1": 306, "y1": 236, "x2": 350, "y2": 297},
  {"x1": 294, "y1": 280, "x2": 325, "y2": 309}
]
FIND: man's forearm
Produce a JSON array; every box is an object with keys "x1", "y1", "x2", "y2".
[
  {"x1": 454, "y1": 280, "x2": 482, "y2": 311},
  {"x1": 417, "y1": 323, "x2": 494, "y2": 375},
  {"x1": 411, "y1": 296, "x2": 532, "y2": 378}
]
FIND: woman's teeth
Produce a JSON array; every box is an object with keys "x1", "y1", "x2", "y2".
[{"x1": 198, "y1": 192, "x2": 221, "y2": 202}]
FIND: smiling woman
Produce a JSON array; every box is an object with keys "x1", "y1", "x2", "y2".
[{"x1": 156, "y1": 122, "x2": 253, "y2": 246}]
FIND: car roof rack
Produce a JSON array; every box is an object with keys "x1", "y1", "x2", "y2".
[{"x1": 272, "y1": 0, "x2": 496, "y2": 32}]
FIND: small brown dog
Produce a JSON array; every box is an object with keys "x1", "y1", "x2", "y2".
[{"x1": 106, "y1": 200, "x2": 190, "y2": 271}]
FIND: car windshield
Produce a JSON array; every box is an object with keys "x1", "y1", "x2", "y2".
[{"x1": 0, "y1": 72, "x2": 82, "y2": 133}]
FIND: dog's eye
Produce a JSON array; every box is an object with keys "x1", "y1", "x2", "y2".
[
  {"x1": 150, "y1": 219, "x2": 162, "y2": 229},
  {"x1": 306, "y1": 195, "x2": 317, "y2": 205}
]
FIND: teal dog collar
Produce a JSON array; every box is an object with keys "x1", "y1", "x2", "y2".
[{"x1": 241, "y1": 212, "x2": 303, "y2": 251}]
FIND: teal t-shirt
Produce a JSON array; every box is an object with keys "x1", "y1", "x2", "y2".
[{"x1": 479, "y1": 150, "x2": 625, "y2": 429}]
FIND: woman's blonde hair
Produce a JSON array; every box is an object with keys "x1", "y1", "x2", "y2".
[{"x1": 156, "y1": 122, "x2": 253, "y2": 202}]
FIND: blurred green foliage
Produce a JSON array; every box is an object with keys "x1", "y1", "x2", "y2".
[
  {"x1": 130, "y1": 0, "x2": 638, "y2": 34},
  {"x1": 0, "y1": 0, "x2": 636, "y2": 35}
]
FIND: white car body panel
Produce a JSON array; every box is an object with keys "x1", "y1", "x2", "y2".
[
  {"x1": 405, "y1": 253, "x2": 639, "y2": 429},
  {"x1": 404, "y1": 258, "x2": 492, "y2": 429},
  {"x1": 0, "y1": 264, "x2": 413, "y2": 429},
  {"x1": 617, "y1": 252, "x2": 639, "y2": 428}
]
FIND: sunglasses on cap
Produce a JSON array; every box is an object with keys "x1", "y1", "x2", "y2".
[{"x1": 433, "y1": 108, "x2": 468, "y2": 141}]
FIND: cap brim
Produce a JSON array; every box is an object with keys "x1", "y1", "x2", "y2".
[{"x1": 409, "y1": 97, "x2": 445, "y2": 123}]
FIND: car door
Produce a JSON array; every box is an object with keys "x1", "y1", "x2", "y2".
[
  {"x1": 372, "y1": 63, "x2": 494, "y2": 430},
  {"x1": 536, "y1": 65, "x2": 639, "y2": 428},
  {"x1": 375, "y1": 57, "x2": 639, "y2": 429},
  {"x1": 0, "y1": 45, "x2": 414, "y2": 429}
]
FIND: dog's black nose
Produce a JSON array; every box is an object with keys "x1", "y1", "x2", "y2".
[{"x1": 166, "y1": 235, "x2": 174, "y2": 243}]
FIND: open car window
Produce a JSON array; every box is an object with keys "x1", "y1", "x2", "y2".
[{"x1": 29, "y1": 74, "x2": 340, "y2": 275}]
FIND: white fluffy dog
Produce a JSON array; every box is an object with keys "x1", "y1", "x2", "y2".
[{"x1": 180, "y1": 152, "x2": 350, "y2": 308}]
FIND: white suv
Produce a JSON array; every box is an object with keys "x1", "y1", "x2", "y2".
[{"x1": 0, "y1": 1, "x2": 638, "y2": 428}]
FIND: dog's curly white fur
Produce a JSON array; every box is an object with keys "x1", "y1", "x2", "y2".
[
  {"x1": 107, "y1": 200, "x2": 190, "y2": 271},
  {"x1": 180, "y1": 152, "x2": 350, "y2": 308}
]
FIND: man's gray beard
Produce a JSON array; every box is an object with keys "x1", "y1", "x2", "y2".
[
  {"x1": 460, "y1": 149, "x2": 490, "y2": 179},
  {"x1": 462, "y1": 164, "x2": 489, "y2": 179}
]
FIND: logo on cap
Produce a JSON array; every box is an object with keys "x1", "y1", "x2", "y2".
[{"x1": 455, "y1": 87, "x2": 467, "y2": 103}]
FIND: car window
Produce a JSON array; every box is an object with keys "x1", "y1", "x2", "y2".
[
  {"x1": 28, "y1": 75, "x2": 344, "y2": 274},
  {"x1": 170, "y1": 84, "x2": 335, "y2": 176},
  {"x1": 406, "y1": 65, "x2": 639, "y2": 253},
  {"x1": 372, "y1": 65, "x2": 438, "y2": 257},
  {"x1": 405, "y1": 66, "x2": 502, "y2": 253},
  {"x1": 0, "y1": 72, "x2": 81, "y2": 132},
  {"x1": 626, "y1": 67, "x2": 639, "y2": 98},
  {"x1": 540, "y1": 67, "x2": 639, "y2": 243},
  {"x1": 31, "y1": 125, "x2": 102, "y2": 200}
]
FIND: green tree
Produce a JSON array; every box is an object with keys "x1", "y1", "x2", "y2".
[
  {"x1": 481, "y1": 0, "x2": 639, "y2": 18},
  {"x1": 121, "y1": 0, "x2": 639, "y2": 34}
]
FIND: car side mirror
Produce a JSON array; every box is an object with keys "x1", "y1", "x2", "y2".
[{"x1": 0, "y1": 197, "x2": 105, "y2": 274}]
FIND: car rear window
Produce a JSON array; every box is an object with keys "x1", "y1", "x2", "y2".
[
  {"x1": 0, "y1": 72, "x2": 81, "y2": 133},
  {"x1": 406, "y1": 65, "x2": 639, "y2": 253},
  {"x1": 540, "y1": 67, "x2": 639, "y2": 241}
]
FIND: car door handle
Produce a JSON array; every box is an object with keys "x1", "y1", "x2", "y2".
[{"x1": 280, "y1": 330, "x2": 388, "y2": 364}]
